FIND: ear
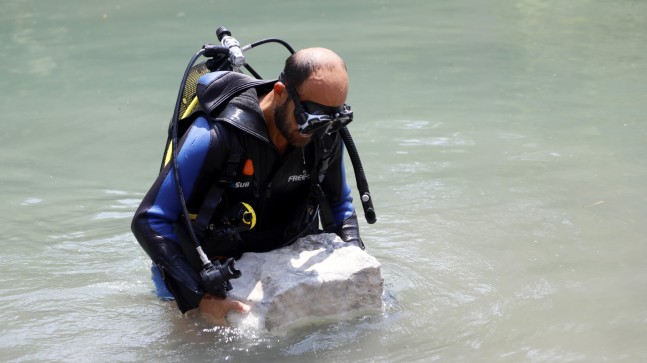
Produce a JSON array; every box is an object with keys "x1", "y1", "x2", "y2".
[{"x1": 273, "y1": 81, "x2": 288, "y2": 103}]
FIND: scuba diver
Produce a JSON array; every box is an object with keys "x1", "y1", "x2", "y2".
[{"x1": 131, "y1": 28, "x2": 376, "y2": 322}]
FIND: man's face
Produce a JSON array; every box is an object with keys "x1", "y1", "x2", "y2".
[
  {"x1": 274, "y1": 98, "x2": 312, "y2": 147},
  {"x1": 275, "y1": 67, "x2": 349, "y2": 147}
]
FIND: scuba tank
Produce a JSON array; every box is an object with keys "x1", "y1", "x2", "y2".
[{"x1": 164, "y1": 27, "x2": 377, "y2": 297}]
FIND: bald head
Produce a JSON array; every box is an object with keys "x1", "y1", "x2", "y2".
[
  {"x1": 294, "y1": 47, "x2": 346, "y2": 71},
  {"x1": 281, "y1": 47, "x2": 348, "y2": 95}
]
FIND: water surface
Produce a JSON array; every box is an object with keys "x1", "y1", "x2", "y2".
[{"x1": 1, "y1": 0, "x2": 646, "y2": 362}]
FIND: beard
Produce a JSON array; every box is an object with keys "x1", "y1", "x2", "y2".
[{"x1": 275, "y1": 100, "x2": 312, "y2": 148}]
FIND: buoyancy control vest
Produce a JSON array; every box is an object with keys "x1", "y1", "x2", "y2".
[{"x1": 172, "y1": 71, "x2": 342, "y2": 264}]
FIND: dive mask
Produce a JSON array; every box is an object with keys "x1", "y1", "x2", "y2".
[{"x1": 280, "y1": 74, "x2": 353, "y2": 135}]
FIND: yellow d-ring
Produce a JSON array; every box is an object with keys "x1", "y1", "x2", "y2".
[{"x1": 240, "y1": 202, "x2": 256, "y2": 229}]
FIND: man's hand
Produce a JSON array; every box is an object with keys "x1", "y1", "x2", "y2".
[{"x1": 198, "y1": 294, "x2": 250, "y2": 325}]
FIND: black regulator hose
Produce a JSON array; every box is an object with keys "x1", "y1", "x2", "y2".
[
  {"x1": 169, "y1": 48, "x2": 213, "y2": 266},
  {"x1": 340, "y1": 126, "x2": 377, "y2": 224},
  {"x1": 246, "y1": 38, "x2": 296, "y2": 54},
  {"x1": 169, "y1": 47, "x2": 243, "y2": 293},
  {"x1": 240, "y1": 38, "x2": 296, "y2": 79}
]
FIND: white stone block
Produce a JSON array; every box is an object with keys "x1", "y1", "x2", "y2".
[{"x1": 227, "y1": 233, "x2": 383, "y2": 331}]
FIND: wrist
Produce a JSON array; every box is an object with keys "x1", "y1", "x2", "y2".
[{"x1": 202, "y1": 293, "x2": 224, "y2": 301}]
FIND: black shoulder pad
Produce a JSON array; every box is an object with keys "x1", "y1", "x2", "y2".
[{"x1": 196, "y1": 71, "x2": 274, "y2": 119}]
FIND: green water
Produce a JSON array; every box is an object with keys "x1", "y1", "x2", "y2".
[{"x1": 1, "y1": 0, "x2": 647, "y2": 362}]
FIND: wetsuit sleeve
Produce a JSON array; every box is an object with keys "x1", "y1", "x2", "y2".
[
  {"x1": 131, "y1": 116, "x2": 214, "y2": 313},
  {"x1": 329, "y1": 155, "x2": 355, "y2": 224},
  {"x1": 322, "y1": 141, "x2": 355, "y2": 224},
  {"x1": 322, "y1": 142, "x2": 365, "y2": 249}
]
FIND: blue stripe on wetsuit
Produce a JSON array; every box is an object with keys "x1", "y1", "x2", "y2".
[
  {"x1": 147, "y1": 117, "x2": 212, "y2": 243},
  {"x1": 330, "y1": 150, "x2": 355, "y2": 225}
]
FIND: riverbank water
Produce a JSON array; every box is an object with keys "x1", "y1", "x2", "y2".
[{"x1": 1, "y1": 1, "x2": 646, "y2": 361}]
